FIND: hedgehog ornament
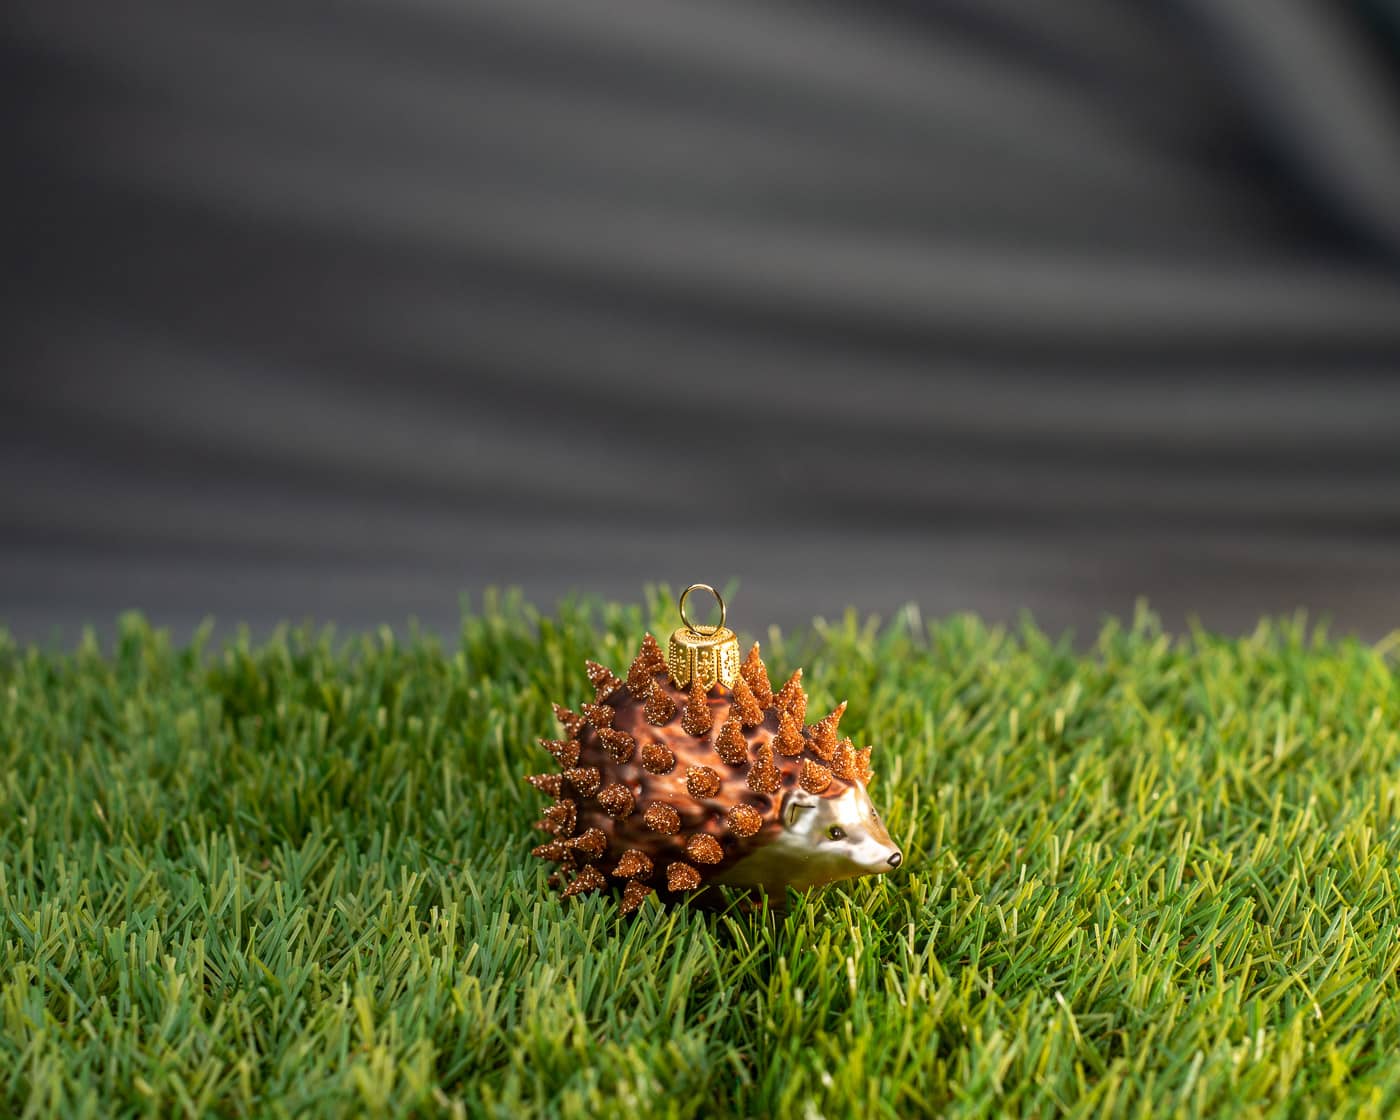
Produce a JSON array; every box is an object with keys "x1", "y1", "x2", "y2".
[{"x1": 528, "y1": 584, "x2": 903, "y2": 913}]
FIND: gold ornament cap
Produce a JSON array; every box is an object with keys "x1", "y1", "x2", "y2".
[{"x1": 668, "y1": 584, "x2": 740, "y2": 691}]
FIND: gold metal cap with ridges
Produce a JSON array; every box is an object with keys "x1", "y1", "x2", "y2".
[{"x1": 668, "y1": 584, "x2": 740, "y2": 690}]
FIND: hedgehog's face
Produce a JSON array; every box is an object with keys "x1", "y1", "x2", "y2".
[
  {"x1": 785, "y1": 784, "x2": 903, "y2": 883},
  {"x1": 716, "y1": 782, "x2": 902, "y2": 893}
]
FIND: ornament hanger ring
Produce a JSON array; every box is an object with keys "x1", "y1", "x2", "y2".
[{"x1": 679, "y1": 583, "x2": 725, "y2": 637}]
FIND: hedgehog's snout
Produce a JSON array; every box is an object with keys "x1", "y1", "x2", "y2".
[{"x1": 835, "y1": 797, "x2": 902, "y2": 876}]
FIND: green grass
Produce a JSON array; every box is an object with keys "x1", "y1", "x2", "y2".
[{"x1": 4, "y1": 590, "x2": 1400, "y2": 1118}]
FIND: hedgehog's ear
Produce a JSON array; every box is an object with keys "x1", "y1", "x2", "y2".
[{"x1": 783, "y1": 788, "x2": 820, "y2": 826}]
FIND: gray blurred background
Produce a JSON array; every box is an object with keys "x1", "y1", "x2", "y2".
[{"x1": 5, "y1": 0, "x2": 1400, "y2": 643}]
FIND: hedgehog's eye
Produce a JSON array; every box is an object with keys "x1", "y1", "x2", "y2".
[{"x1": 826, "y1": 826, "x2": 846, "y2": 841}]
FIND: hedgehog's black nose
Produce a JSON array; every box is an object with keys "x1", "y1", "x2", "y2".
[{"x1": 887, "y1": 852, "x2": 902, "y2": 868}]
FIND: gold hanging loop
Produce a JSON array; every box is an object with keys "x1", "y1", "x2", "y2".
[{"x1": 678, "y1": 583, "x2": 725, "y2": 637}]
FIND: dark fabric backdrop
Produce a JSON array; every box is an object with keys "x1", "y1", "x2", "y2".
[{"x1": 5, "y1": 0, "x2": 1400, "y2": 641}]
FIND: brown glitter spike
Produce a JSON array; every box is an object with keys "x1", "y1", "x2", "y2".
[
  {"x1": 620, "y1": 880, "x2": 654, "y2": 915},
  {"x1": 831, "y1": 739, "x2": 858, "y2": 782},
  {"x1": 644, "y1": 679, "x2": 677, "y2": 725},
  {"x1": 626, "y1": 653, "x2": 653, "y2": 699},
  {"x1": 585, "y1": 660, "x2": 624, "y2": 701},
  {"x1": 531, "y1": 839, "x2": 571, "y2": 863},
  {"x1": 540, "y1": 739, "x2": 581, "y2": 769},
  {"x1": 542, "y1": 799, "x2": 577, "y2": 836},
  {"x1": 686, "y1": 765, "x2": 721, "y2": 799},
  {"x1": 854, "y1": 746, "x2": 874, "y2": 784},
  {"x1": 775, "y1": 670, "x2": 807, "y2": 723},
  {"x1": 553, "y1": 704, "x2": 586, "y2": 739},
  {"x1": 569, "y1": 827, "x2": 608, "y2": 859},
  {"x1": 561, "y1": 864, "x2": 607, "y2": 898},
  {"x1": 563, "y1": 766, "x2": 601, "y2": 797},
  {"x1": 799, "y1": 758, "x2": 833, "y2": 794},
  {"x1": 685, "y1": 834, "x2": 724, "y2": 864},
  {"x1": 598, "y1": 783, "x2": 636, "y2": 818},
  {"x1": 727, "y1": 804, "x2": 763, "y2": 837},
  {"x1": 714, "y1": 717, "x2": 749, "y2": 765},
  {"x1": 640, "y1": 741, "x2": 677, "y2": 775},
  {"x1": 639, "y1": 632, "x2": 668, "y2": 672},
  {"x1": 612, "y1": 848, "x2": 654, "y2": 879},
  {"x1": 681, "y1": 680, "x2": 713, "y2": 736},
  {"x1": 583, "y1": 702, "x2": 614, "y2": 729},
  {"x1": 774, "y1": 711, "x2": 805, "y2": 757},
  {"x1": 597, "y1": 728, "x2": 636, "y2": 764},
  {"x1": 747, "y1": 743, "x2": 782, "y2": 794},
  {"x1": 807, "y1": 702, "x2": 846, "y2": 760},
  {"x1": 643, "y1": 803, "x2": 681, "y2": 834},
  {"x1": 627, "y1": 634, "x2": 667, "y2": 696},
  {"x1": 547, "y1": 873, "x2": 562, "y2": 889},
  {"x1": 741, "y1": 643, "x2": 774, "y2": 707},
  {"x1": 730, "y1": 675, "x2": 764, "y2": 728},
  {"x1": 665, "y1": 862, "x2": 702, "y2": 891},
  {"x1": 525, "y1": 773, "x2": 564, "y2": 797}
]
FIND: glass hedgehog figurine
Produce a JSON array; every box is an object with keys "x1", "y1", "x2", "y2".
[{"x1": 527, "y1": 585, "x2": 903, "y2": 913}]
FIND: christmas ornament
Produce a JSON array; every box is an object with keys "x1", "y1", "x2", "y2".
[{"x1": 527, "y1": 584, "x2": 903, "y2": 913}]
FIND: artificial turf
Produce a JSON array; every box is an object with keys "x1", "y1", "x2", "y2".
[{"x1": 3, "y1": 590, "x2": 1400, "y2": 1118}]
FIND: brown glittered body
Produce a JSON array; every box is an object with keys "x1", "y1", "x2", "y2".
[{"x1": 528, "y1": 634, "x2": 902, "y2": 913}]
